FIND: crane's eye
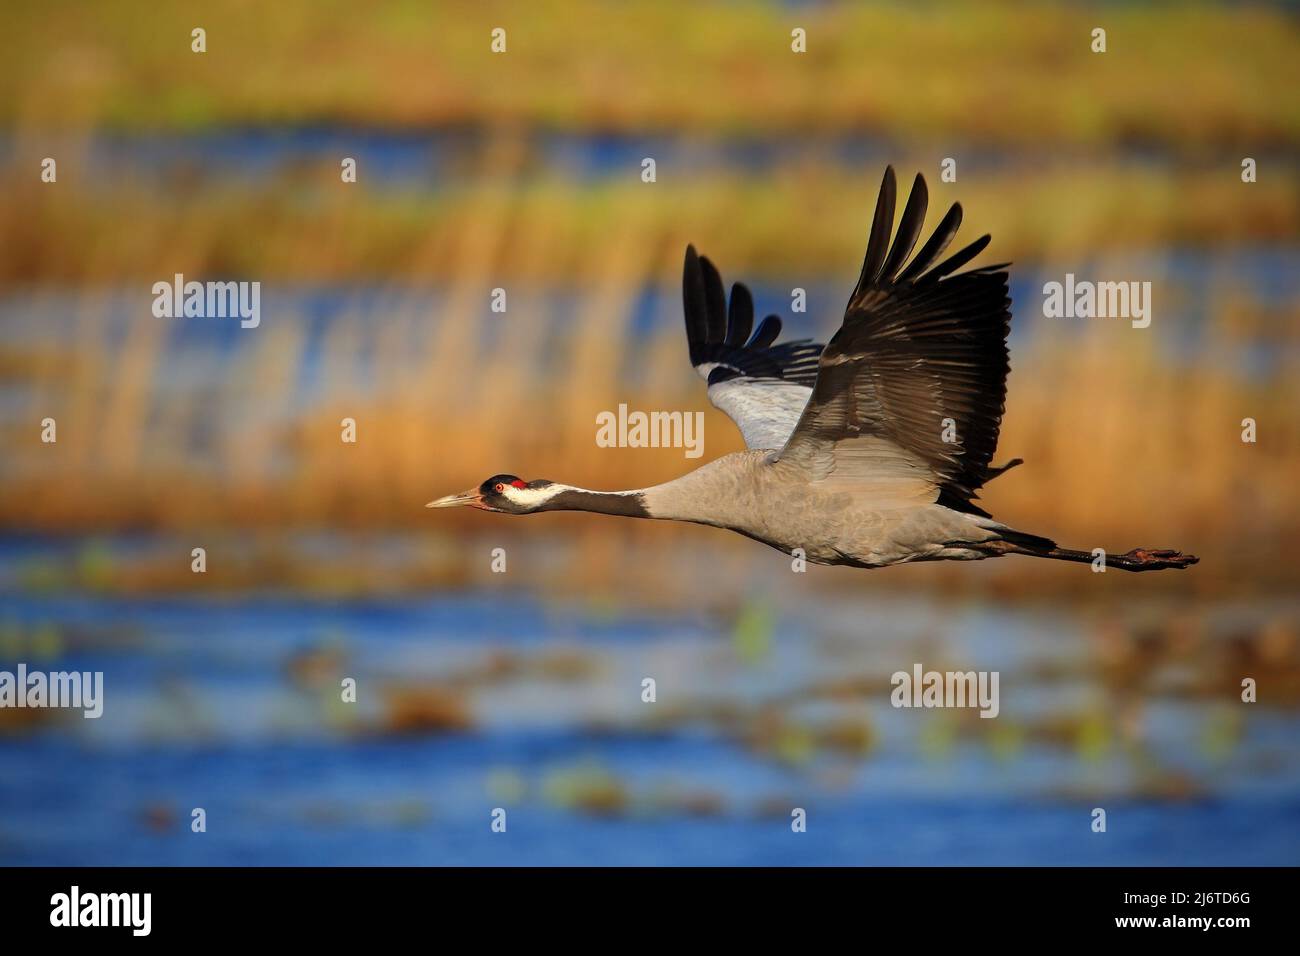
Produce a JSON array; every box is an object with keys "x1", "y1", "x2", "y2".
[{"x1": 494, "y1": 483, "x2": 505, "y2": 493}]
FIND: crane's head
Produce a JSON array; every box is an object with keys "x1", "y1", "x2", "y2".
[{"x1": 426, "y1": 474, "x2": 556, "y2": 514}]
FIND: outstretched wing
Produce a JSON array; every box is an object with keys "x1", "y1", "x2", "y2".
[
  {"x1": 776, "y1": 167, "x2": 1015, "y2": 517},
  {"x1": 682, "y1": 245, "x2": 823, "y2": 450}
]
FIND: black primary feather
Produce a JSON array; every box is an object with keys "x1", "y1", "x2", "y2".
[
  {"x1": 782, "y1": 167, "x2": 1015, "y2": 516},
  {"x1": 682, "y1": 245, "x2": 824, "y2": 387}
]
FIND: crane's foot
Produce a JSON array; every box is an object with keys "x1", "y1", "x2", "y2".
[{"x1": 1116, "y1": 548, "x2": 1199, "y2": 570}]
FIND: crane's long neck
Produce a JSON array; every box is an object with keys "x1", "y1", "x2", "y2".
[
  {"x1": 530, "y1": 473, "x2": 720, "y2": 524},
  {"x1": 535, "y1": 485, "x2": 652, "y2": 518}
]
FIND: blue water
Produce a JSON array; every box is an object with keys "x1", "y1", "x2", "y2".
[
  {"x1": 8, "y1": 737, "x2": 1296, "y2": 866},
  {"x1": 4, "y1": 127, "x2": 1296, "y2": 190},
  {"x1": 2, "y1": 576, "x2": 1298, "y2": 866}
]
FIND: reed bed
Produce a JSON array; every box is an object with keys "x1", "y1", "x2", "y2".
[
  {"x1": 1, "y1": 159, "x2": 1296, "y2": 286},
  {"x1": 2, "y1": 195, "x2": 1297, "y2": 599}
]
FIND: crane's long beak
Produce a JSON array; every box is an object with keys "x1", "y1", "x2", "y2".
[{"x1": 426, "y1": 489, "x2": 482, "y2": 509}]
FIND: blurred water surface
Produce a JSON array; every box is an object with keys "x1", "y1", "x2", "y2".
[{"x1": 2, "y1": 536, "x2": 1297, "y2": 866}]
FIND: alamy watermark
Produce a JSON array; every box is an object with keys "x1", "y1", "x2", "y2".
[
  {"x1": 596, "y1": 403, "x2": 704, "y2": 458},
  {"x1": 0, "y1": 663, "x2": 103, "y2": 718},
  {"x1": 1042, "y1": 273, "x2": 1151, "y2": 329},
  {"x1": 151, "y1": 273, "x2": 261, "y2": 328},
  {"x1": 891, "y1": 663, "x2": 999, "y2": 719},
  {"x1": 50, "y1": 886, "x2": 150, "y2": 936}
]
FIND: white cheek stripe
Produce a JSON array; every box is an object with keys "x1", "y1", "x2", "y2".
[
  {"x1": 500, "y1": 483, "x2": 641, "y2": 507},
  {"x1": 500, "y1": 485, "x2": 560, "y2": 508}
]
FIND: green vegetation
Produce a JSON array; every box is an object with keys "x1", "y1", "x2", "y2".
[
  {"x1": 1, "y1": 162, "x2": 1295, "y2": 284},
  {"x1": 3, "y1": 1, "x2": 1297, "y2": 150}
]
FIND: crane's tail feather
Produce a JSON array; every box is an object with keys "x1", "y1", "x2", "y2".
[
  {"x1": 985, "y1": 457, "x2": 1024, "y2": 481},
  {"x1": 988, "y1": 530, "x2": 1199, "y2": 572}
]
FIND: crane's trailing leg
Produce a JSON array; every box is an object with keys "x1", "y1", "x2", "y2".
[{"x1": 985, "y1": 535, "x2": 1198, "y2": 572}]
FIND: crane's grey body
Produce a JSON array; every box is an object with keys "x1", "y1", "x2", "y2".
[
  {"x1": 641, "y1": 450, "x2": 998, "y2": 568},
  {"x1": 430, "y1": 167, "x2": 1197, "y2": 573}
]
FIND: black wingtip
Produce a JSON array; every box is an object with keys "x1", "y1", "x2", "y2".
[
  {"x1": 878, "y1": 172, "x2": 929, "y2": 285},
  {"x1": 924, "y1": 233, "x2": 991, "y2": 283},
  {"x1": 895, "y1": 201, "x2": 964, "y2": 284},
  {"x1": 748, "y1": 314, "x2": 783, "y2": 350},
  {"x1": 697, "y1": 254, "x2": 727, "y2": 344},
  {"x1": 726, "y1": 282, "x2": 754, "y2": 346},
  {"x1": 856, "y1": 166, "x2": 898, "y2": 293},
  {"x1": 683, "y1": 243, "x2": 709, "y2": 357}
]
